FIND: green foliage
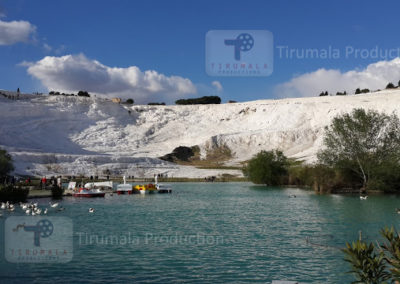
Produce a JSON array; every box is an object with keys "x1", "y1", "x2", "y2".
[
  {"x1": 77, "y1": 90, "x2": 90, "y2": 97},
  {"x1": 126, "y1": 98, "x2": 134, "y2": 104},
  {"x1": 381, "y1": 227, "x2": 400, "y2": 281},
  {"x1": 343, "y1": 240, "x2": 390, "y2": 283},
  {"x1": 243, "y1": 150, "x2": 288, "y2": 185},
  {"x1": 318, "y1": 108, "x2": 400, "y2": 191},
  {"x1": 355, "y1": 88, "x2": 361, "y2": 94},
  {"x1": 343, "y1": 226, "x2": 400, "y2": 283},
  {"x1": 0, "y1": 148, "x2": 14, "y2": 179},
  {"x1": 336, "y1": 91, "x2": 347, "y2": 96},
  {"x1": 386, "y1": 82, "x2": 396, "y2": 89},
  {"x1": 148, "y1": 102, "x2": 166, "y2": 105},
  {"x1": 51, "y1": 184, "x2": 64, "y2": 200},
  {"x1": 175, "y1": 96, "x2": 221, "y2": 105},
  {"x1": 0, "y1": 184, "x2": 29, "y2": 202},
  {"x1": 319, "y1": 91, "x2": 328, "y2": 96}
]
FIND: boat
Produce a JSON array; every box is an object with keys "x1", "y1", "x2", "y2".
[
  {"x1": 116, "y1": 176, "x2": 133, "y2": 194},
  {"x1": 134, "y1": 183, "x2": 157, "y2": 194},
  {"x1": 156, "y1": 183, "x2": 172, "y2": 193},
  {"x1": 155, "y1": 175, "x2": 172, "y2": 193},
  {"x1": 84, "y1": 181, "x2": 113, "y2": 190},
  {"x1": 73, "y1": 187, "x2": 105, "y2": 198}
]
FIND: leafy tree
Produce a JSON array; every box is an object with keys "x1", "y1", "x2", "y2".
[
  {"x1": 318, "y1": 109, "x2": 400, "y2": 191},
  {"x1": 126, "y1": 98, "x2": 134, "y2": 104},
  {"x1": 386, "y1": 82, "x2": 396, "y2": 89},
  {"x1": 243, "y1": 150, "x2": 288, "y2": 185},
  {"x1": 0, "y1": 148, "x2": 14, "y2": 180},
  {"x1": 148, "y1": 102, "x2": 166, "y2": 105},
  {"x1": 77, "y1": 90, "x2": 90, "y2": 97},
  {"x1": 355, "y1": 88, "x2": 361, "y2": 94},
  {"x1": 319, "y1": 91, "x2": 328, "y2": 96},
  {"x1": 175, "y1": 96, "x2": 221, "y2": 105}
]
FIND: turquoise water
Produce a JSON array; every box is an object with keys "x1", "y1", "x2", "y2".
[{"x1": 1, "y1": 183, "x2": 400, "y2": 283}]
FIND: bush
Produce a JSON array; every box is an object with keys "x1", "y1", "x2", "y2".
[
  {"x1": 126, "y1": 98, "x2": 134, "y2": 104},
  {"x1": 148, "y1": 102, "x2": 166, "y2": 105},
  {"x1": 0, "y1": 148, "x2": 14, "y2": 180},
  {"x1": 243, "y1": 150, "x2": 289, "y2": 185},
  {"x1": 175, "y1": 96, "x2": 221, "y2": 105},
  {"x1": 319, "y1": 91, "x2": 328, "y2": 96},
  {"x1": 0, "y1": 184, "x2": 29, "y2": 203},
  {"x1": 336, "y1": 91, "x2": 347, "y2": 96},
  {"x1": 386, "y1": 82, "x2": 396, "y2": 89},
  {"x1": 51, "y1": 184, "x2": 64, "y2": 200},
  {"x1": 77, "y1": 91, "x2": 90, "y2": 97}
]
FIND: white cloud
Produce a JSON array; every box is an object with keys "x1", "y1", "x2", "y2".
[
  {"x1": 0, "y1": 19, "x2": 36, "y2": 45},
  {"x1": 24, "y1": 54, "x2": 197, "y2": 103},
  {"x1": 212, "y1": 80, "x2": 223, "y2": 92},
  {"x1": 275, "y1": 58, "x2": 400, "y2": 97}
]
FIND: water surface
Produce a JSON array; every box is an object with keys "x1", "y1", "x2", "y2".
[{"x1": 1, "y1": 183, "x2": 399, "y2": 283}]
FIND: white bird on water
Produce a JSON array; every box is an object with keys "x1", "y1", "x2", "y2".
[
  {"x1": 44, "y1": 208, "x2": 48, "y2": 214},
  {"x1": 360, "y1": 196, "x2": 368, "y2": 200},
  {"x1": 89, "y1": 208, "x2": 95, "y2": 213},
  {"x1": 50, "y1": 202, "x2": 59, "y2": 208}
]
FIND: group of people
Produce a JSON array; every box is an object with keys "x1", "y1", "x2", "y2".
[{"x1": 39, "y1": 176, "x2": 62, "y2": 190}]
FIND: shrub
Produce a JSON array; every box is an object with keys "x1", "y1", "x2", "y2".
[
  {"x1": 243, "y1": 150, "x2": 289, "y2": 185},
  {"x1": 51, "y1": 184, "x2": 64, "y2": 200},
  {"x1": 386, "y1": 82, "x2": 396, "y2": 89},
  {"x1": 77, "y1": 91, "x2": 90, "y2": 97},
  {"x1": 336, "y1": 91, "x2": 347, "y2": 96},
  {"x1": 0, "y1": 148, "x2": 14, "y2": 180},
  {"x1": 148, "y1": 102, "x2": 166, "y2": 105},
  {"x1": 0, "y1": 184, "x2": 29, "y2": 202},
  {"x1": 126, "y1": 98, "x2": 134, "y2": 104},
  {"x1": 175, "y1": 96, "x2": 221, "y2": 105},
  {"x1": 319, "y1": 91, "x2": 328, "y2": 96}
]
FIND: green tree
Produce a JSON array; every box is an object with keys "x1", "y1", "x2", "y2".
[
  {"x1": 0, "y1": 148, "x2": 14, "y2": 179},
  {"x1": 386, "y1": 82, "x2": 396, "y2": 89},
  {"x1": 126, "y1": 98, "x2": 134, "y2": 104},
  {"x1": 318, "y1": 109, "x2": 400, "y2": 191},
  {"x1": 243, "y1": 150, "x2": 288, "y2": 185},
  {"x1": 355, "y1": 88, "x2": 361, "y2": 94}
]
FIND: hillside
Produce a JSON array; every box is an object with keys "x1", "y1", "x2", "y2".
[{"x1": 1, "y1": 89, "x2": 400, "y2": 178}]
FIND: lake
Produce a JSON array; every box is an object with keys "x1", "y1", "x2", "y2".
[{"x1": 1, "y1": 182, "x2": 399, "y2": 283}]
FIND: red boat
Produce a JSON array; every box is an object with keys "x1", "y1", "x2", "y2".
[{"x1": 73, "y1": 187, "x2": 105, "y2": 198}]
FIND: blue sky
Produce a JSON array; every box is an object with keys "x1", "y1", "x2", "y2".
[{"x1": 1, "y1": 0, "x2": 400, "y2": 103}]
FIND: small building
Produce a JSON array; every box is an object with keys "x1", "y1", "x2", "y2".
[{"x1": 112, "y1": 98, "x2": 122, "y2": 104}]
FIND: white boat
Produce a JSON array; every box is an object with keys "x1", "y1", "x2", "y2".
[
  {"x1": 73, "y1": 187, "x2": 105, "y2": 198},
  {"x1": 84, "y1": 181, "x2": 113, "y2": 189},
  {"x1": 116, "y1": 176, "x2": 133, "y2": 194}
]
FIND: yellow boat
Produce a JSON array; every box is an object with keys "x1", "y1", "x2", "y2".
[{"x1": 134, "y1": 183, "x2": 157, "y2": 194}]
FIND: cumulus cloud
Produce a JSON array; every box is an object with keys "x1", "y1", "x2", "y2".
[
  {"x1": 275, "y1": 58, "x2": 400, "y2": 97},
  {"x1": 212, "y1": 80, "x2": 223, "y2": 92},
  {"x1": 24, "y1": 54, "x2": 197, "y2": 103},
  {"x1": 0, "y1": 19, "x2": 36, "y2": 45}
]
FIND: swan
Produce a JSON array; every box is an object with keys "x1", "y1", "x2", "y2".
[
  {"x1": 50, "y1": 202, "x2": 59, "y2": 208},
  {"x1": 89, "y1": 208, "x2": 95, "y2": 213},
  {"x1": 360, "y1": 196, "x2": 368, "y2": 200}
]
